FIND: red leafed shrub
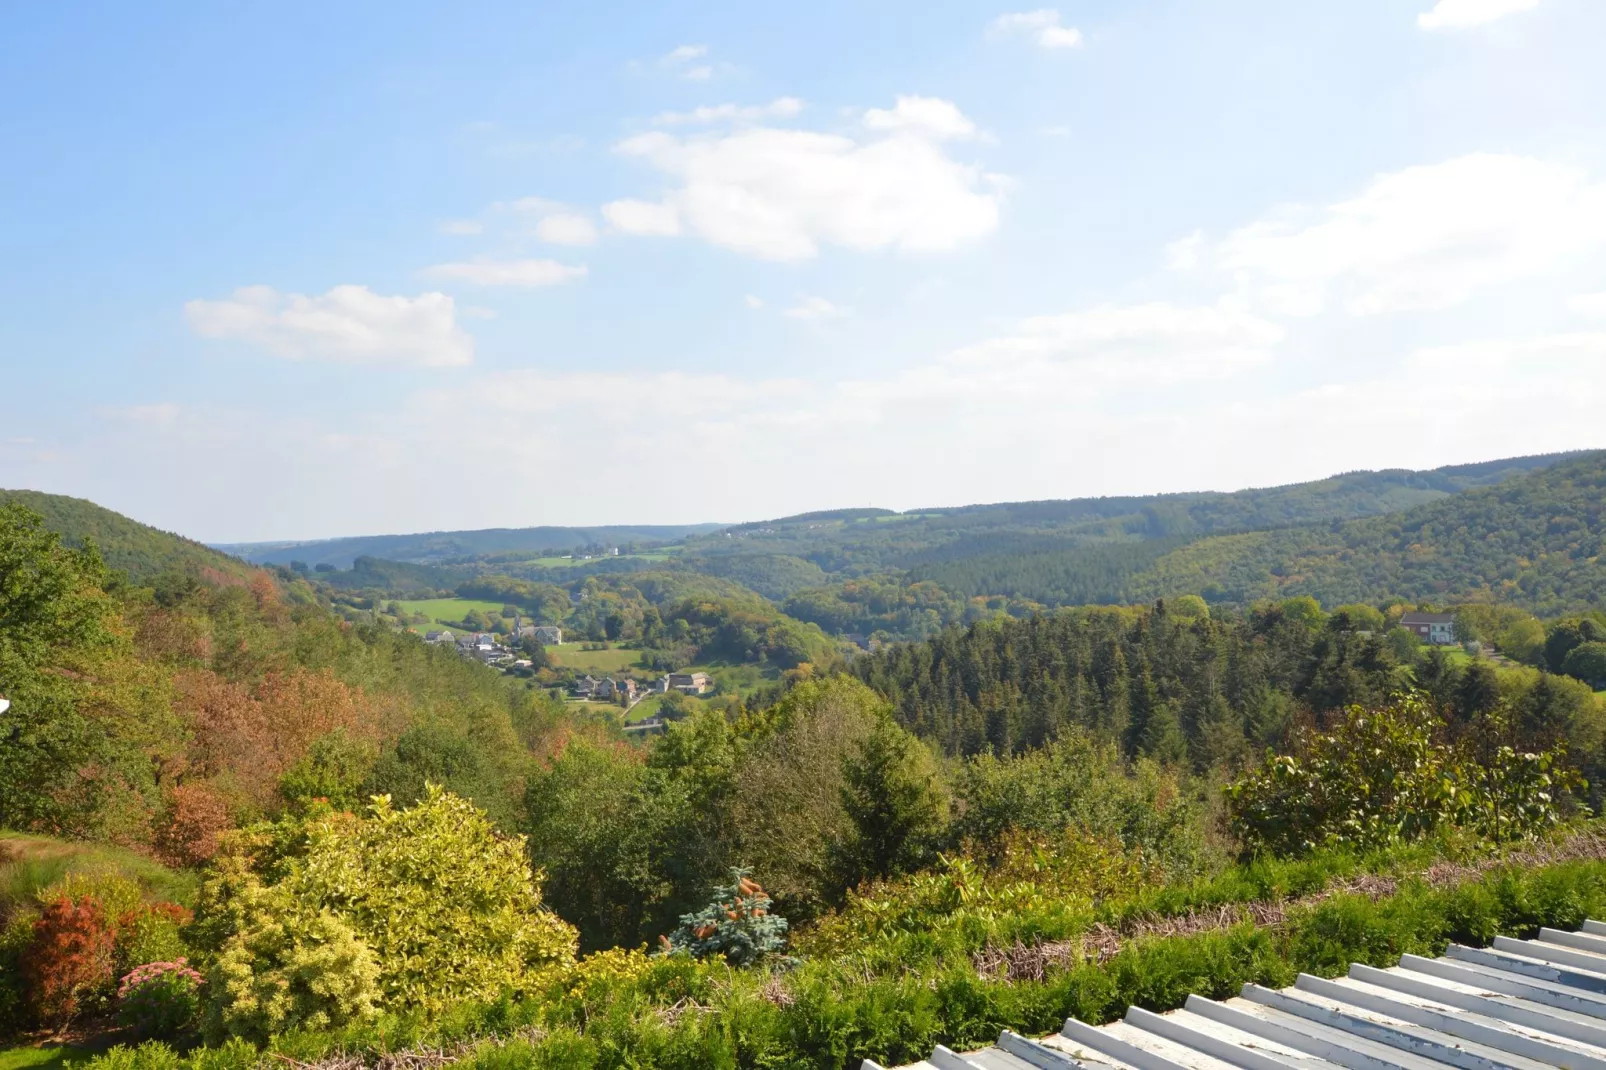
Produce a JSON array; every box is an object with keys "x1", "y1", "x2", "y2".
[
  {"x1": 154, "y1": 781, "x2": 232, "y2": 867},
  {"x1": 25, "y1": 896, "x2": 116, "y2": 1027}
]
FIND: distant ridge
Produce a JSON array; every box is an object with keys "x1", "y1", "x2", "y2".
[{"x1": 222, "y1": 523, "x2": 728, "y2": 570}]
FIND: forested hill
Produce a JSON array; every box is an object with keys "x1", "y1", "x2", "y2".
[
  {"x1": 1120, "y1": 449, "x2": 1606, "y2": 612},
  {"x1": 225, "y1": 522, "x2": 727, "y2": 569},
  {"x1": 679, "y1": 451, "x2": 1584, "y2": 575},
  {"x1": 0, "y1": 489, "x2": 253, "y2": 583}
]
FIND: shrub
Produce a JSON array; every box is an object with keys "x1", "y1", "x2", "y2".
[
  {"x1": 116, "y1": 902, "x2": 192, "y2": 977},
  {"x1": 154, "y1": 782, "x2": 231, "y2": 868},
  {"x1": 1226, "y1": 693, "x2": 1583, "y2": 856},
  {"x1": 190, "y1": 785, "x2": 578, "y2": 1040},
  {"x1": 118, "y1": 959, "x2": 204, "y2": 1040},
  {"x1": 0, "y1": 910, "x2": 35, "y2": 1037},
  {"x1": 661, "y1": 869, "x2": 789, "y2": 967},
  {"x1": 203, "y1": 892, "x2": 380, "y2": 1044},
  {"x1": 25, "y1": 895, "x2": 116, "y2": 1027}
]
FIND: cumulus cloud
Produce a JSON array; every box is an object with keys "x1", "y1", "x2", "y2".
[
  {"x1": 990, "y1": 9, "x2": 1083, "y2": 48},
  {"x1": 423, "y1": 258, "x2": 587, "y2": 287},
  {"x1": 743, "y1": 294, "x2": 764, "y2": 309},
  {"x1": 602, "y1": 198, "x2": 683, "y2": 236},
  {"x1": 861, "y1": 96, "x2": 977, "y2": 140},
  {"x1": 185, "y1": 285, "x2": 473, "y2": 367},
  {"x1": 1418, "y1": 0, "x2": 1539, "y2": 31},
  {"x1": 784, "y1": 296, "x2": 848, "y2": 320},
  {"x1": 1175, "y1": 153, "x2": 1606, "y2": 316},
  {"x1": 662, "y1": 44, "x2": 707, "y2": 63},
  {"x1": 534, "y1": 212, "x2": 599, "y2": 245},
  {"x1": 654, "y1": 97, "x2": 804, "y2": 126},
  {"x1": 603, "y1": 97, "x2": 1003, "y2": 260}
]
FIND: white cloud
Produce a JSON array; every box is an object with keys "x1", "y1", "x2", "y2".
[
  {"x1": 535, "y1": 212, "x2": 599, "y2": 246},
  {"x1": 602, "y1": 198, "x2": 683, "y2": 236},
  {"x1": 663, "y1": 44, "x2": 707, "y2": 63},
  {"x1": 861, "y1": 96, "x2": 977, "y2": 140},
  {"x1": 185, "y1": 285, "x2": 473, "y2": 367},
  {"x1": 784, "y1": 296, "x2": 848, "y2": 320},
  {"x1": 946, "y1": 302, "x2": 1284, "y2": 384},
  {"x1": 424, "y1": 258, "x2": 587, "y2": 288},
  {"x1": 606, "y1": 97, "x2": 1002, "y2": 260},
  {"x1": 743, "y1": 294, "x2": 764, "y2": 309},
  {"x1": 1418, "y1": 0, "x2": 1539, "y2": 31},
  {"x1": 1177, "y1": 153, "x2": 1606, "y2": 316},
  {"x1": 683, "y1": 65, "x2": 714, "y2": 82},
  {"x1": 654, "y1": 97, "x2": 804, "y2": 126},
  {"x1": 438, "y1": 219, "x2": 483, "y2": 236},
  {"x1": 991, "y1": 9, "x2": 1084, "y2": 49},
  {"x1": 1569, "y1": 291, "x2": 1606, "y2": 316}
]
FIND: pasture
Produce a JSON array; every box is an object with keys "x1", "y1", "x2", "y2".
[
  {"x1": 396, "y1": 597, "x2": 511, "y2": 628},
  {"x1": 547, "y1": 643, "x2": 643, "y2": 673}
]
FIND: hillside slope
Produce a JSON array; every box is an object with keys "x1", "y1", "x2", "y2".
[
  {"x1": 1126, "y1": 450, "x2": 1606, "y2": 612},
  {"x1": 0, "y1": 489, "x2": 253, "y2": 583},
  {"x1": 682, "y1": 451, "x2": 1586, "y2": 575},
  {"x1": 226, "y1": 523, "x2": 726, "y2": 569}
]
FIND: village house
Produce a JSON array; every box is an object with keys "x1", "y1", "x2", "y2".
[
  {"x1": 534, "y1": 625, "x2": 563, "y2": 645},
  {"x1": 1399, "y1": 612, "x2": 1457, "y2": 645},
  {"x1": 424, "y1": 629, "x2": 454, "y2": 644},
  {"x1": 573, "y1": 675, "x2": 600, "y2": 698},
  {"x1": 666, "y1": 671, "x2": 712, "y2": 695}
]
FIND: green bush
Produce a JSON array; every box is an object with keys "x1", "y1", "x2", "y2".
[
  {"x1": 117, "y1": 960, "x2": 204, "y2": 1040},
  {"x1": 190, "y1": 785, "x2": 578, "y2": 1041},
  {"x1": 203, "y1": 894, "x2": 380, "y2": 1044},
  {"x1": 78, "y1": 854, "x2": 1606, "y2": 1070},
  {"x1": 1226, "y1": 693, "x2": 1583, "y2": 856}
]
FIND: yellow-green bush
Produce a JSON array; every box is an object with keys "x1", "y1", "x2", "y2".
[
  {"x1": 203, "y1": 890, "x2": 379, "y2": 1044},
  {"x1": 191, "y1": 786, "x2": 578, "y2": 1041}
]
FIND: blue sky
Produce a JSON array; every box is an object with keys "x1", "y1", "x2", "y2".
[{"x1": 3, "y1": 0, "x2": 1605, "y2": 542}]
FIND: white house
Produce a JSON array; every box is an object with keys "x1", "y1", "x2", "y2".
[{"x1": 1399, "y1": 612, "x2": 1456, "y2": 645}]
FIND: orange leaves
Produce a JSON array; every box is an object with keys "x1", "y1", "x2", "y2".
[
  {"x1": 25, "y1": 896, "x2": 116, "y2": 1028},
  {"x1": 177, "y1": 666, "x2": 378, "y2": 809},
  {"x1": 153, "y1": 781, "x2": 231, "y2": 867}
]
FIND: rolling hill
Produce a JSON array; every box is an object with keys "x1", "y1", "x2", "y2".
[
  {"x1": 1118, "y1": 449, "x2": 1606, "y2": 612},
  {"x1": 223, "y1": 523, "x2": 727, "y2": 569},
  {"x1": 0, "y1": 489, "x2": 255, "y2": 583}
]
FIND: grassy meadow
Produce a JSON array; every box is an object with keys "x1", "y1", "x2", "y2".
[{"x1": 395, "y1": 597, "x2": 511, "y2": 628}]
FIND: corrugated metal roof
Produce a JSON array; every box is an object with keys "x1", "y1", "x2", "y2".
[{"x1": 867, "y1": 924, "x2": 1606, "y2": 1070}]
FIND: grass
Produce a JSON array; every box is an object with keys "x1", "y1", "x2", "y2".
[
  {"x1": 0, "y1": 1047, "x2": 95, "y2": 1070},
  {"x1": 0, "y1": 833, "x2": 196, "y2": 914},
  {"x1": 546, "y1": 644, "x2": 642, "y2": 673},
  {"x1": 394, "y1": 598, "x2": 511, "y2": 629}
]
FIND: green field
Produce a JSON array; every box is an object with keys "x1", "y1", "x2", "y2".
[
  {"x1": 0, "y1": 1048, "x2": 94, "y2": 1070},
  {"x1": 505, "y1": 551, "x2": 677, "y2": 569},
  {"x1": 395, "y1": 597, "x2": 511, "y2": 628},
  {"x1": 547, "y1": 644, "x2": 643, "y2": 673}
]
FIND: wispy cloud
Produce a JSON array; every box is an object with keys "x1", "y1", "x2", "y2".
[
  {"x1": 654, "y1": 98, "x2": 803, "y2": 126},
  {"x1": 784, "y1": 296, "x2": 848, "y2": 320},
  {"x1": 990, "y1": 9, "x2": 1083, "y2": 49},
  {"x1": 423, "y1": 259, "x2": 587, "y2": 288},
  {"x1": 185, "y1": 285, "x2": 474, "y2": 367},
  {"x1": 1418, "y1": 0, "x2": 1539, "y2": 31}
]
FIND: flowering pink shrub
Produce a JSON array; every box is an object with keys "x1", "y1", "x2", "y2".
[{"x1": 117, "y1": 958, "x2": 204, "y2": 1040}]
